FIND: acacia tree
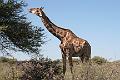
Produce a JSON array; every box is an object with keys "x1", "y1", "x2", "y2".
[{"x1": 0, "y1": 0, "x2": 45, "y2": 55}]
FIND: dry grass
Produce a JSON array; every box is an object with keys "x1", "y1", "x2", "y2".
[
  {"x1": 65, "y1": 61, "x2": 120, "y2": 80},
  {"x1": 0, "y1": 60, "x2": 120, "y2": 80},
  {"x1": 0, "y1": 62, "x2": 21, "y2": 80}
]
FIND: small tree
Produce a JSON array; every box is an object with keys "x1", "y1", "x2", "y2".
[{"x1": 0, "y1": 0, "x2": 45, "y2": 55}]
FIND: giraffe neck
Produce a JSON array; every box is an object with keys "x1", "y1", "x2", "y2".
[{"x1": 38, "y1": 11, "x2": 67, "y2": 41}]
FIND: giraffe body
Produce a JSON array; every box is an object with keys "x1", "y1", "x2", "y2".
[{"x1": 29, "y1": 8, "x2": 91, "y2": 75}]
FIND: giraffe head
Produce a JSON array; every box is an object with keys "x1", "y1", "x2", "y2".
[{"x1": 29, "y1": 7, "x2": 44, "y2": 16}]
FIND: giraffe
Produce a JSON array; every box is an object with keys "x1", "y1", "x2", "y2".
[{"x1": 29, "y1": 7, "x2": 91, "y2": 75}]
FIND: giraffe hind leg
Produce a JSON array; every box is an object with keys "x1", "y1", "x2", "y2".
[
  {"x1": 80, "y1": 53, "x2": 84, "y2": 63},
  {"x1": 68, "y1": 55, "x2": 73, "y2": 74}
]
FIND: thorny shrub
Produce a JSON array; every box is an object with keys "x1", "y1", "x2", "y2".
[{"x1": 18, "y1": 58, "x2": 63, "y2": 80}]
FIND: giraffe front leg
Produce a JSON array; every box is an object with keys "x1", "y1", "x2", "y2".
[
  {"x1": 62, "y1": 54, "x2": 66, "y2": 75},
  {"x1": 68, "y1": 55, "x2": 73, "y2": 74}
]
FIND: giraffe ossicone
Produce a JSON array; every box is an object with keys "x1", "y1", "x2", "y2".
[{"x1": 29, "y1": 7, "x2": 91, "y2": 75}]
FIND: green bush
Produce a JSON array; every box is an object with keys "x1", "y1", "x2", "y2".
[
  {"x1": 91, "y1": 56, "x2": 107, "y2": 65},
  {"x1": 0, "y1": 57, "x2": 16, "y2": 63}
]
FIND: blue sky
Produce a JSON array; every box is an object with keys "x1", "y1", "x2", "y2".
[{"x1": 13, "y1": 0, "x2": 120, "y2": 61}]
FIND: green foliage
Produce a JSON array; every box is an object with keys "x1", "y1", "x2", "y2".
[
  {"x1": 0, "y1": 0, "x2": 45, "y2": 54},
  {"x1": 92, "y1": 56, "x2": 107, "y2": 65},
  {"x1": 0, "y1": 57, "x2": 16, "y2": 63}
]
